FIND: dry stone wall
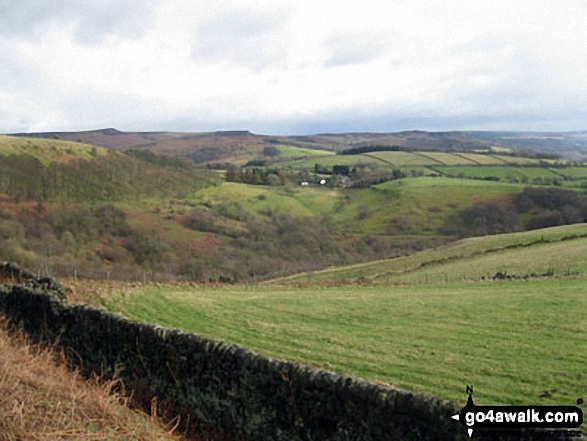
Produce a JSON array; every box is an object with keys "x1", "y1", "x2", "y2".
[{"x1": 0, "y1": 266, "x2": 471, "y2": 440}]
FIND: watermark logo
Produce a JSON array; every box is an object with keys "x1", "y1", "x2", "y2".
[{"x1": 451, "y1": 386, "x2": 583, "y2": 438}]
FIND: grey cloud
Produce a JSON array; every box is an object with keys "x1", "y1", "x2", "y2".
[
  {"x1": 0, "y1": 0, "x2": 158, "y2": 43},
  {"x1": 325, "y1": 32, "x2": 388, "y2": 67},
  {"x1": 191, "y1": 9, "x2": 286, "y2": 70}
]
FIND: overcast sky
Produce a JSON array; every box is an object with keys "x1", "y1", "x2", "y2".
[{"x1": 1, "y1": 0, "x2": 586, "y2": 135}]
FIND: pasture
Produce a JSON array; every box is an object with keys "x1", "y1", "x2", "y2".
[
  {"x1": 406, "y1": 152, "x2": 477, "y2": 166},
  {"x1": 277, "y1": 223, "x2": 587, "y2": 283},
  {"x1": 278, "y1": 154, "x2": 389, "y2": 170},
  {"x1": 274, "y1": 144, "x2": 335, "y2": 158},
  {"x1": 556, "y1": 167, "x2": 587, "y2": 179},
  {"x1": 364, "y1": 151, "x2": 440, "y2": 166},
  {"x1": 435, "y1": 165, "x2": 563, "y2": 182},
  {"x1": 96, "y1": 277, "x2": 587, "y2": 417},
  {"x1": 457, "y1": 153, "x2": 509, "y2": 165},
  {"x1": 190, "y1": 182, "x2": 339, "y2": 218},
  {"x1": 490, "y1": 155, "x2": 542, "y2": 165}
]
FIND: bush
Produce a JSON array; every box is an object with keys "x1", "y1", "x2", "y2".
[
  {"x1": 516, "y1": 187, "x2": 581, "y2": 212},
  {"x1": 442, "y1": 202, "x2": 519, "y2": 238},
  {"x1": 184, "y1": 208, "x2": 218, "y2": 233},
  {"x1": 94, "y1": 205, "x2": 129, "y2": 236},
  {"x1": 262, "y1": 146, "x2": 280, "y2": 157},
  {"x1": 525, "y1": 210, "x2": 563, "y2": 230}
]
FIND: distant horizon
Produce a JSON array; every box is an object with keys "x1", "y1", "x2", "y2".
[{"x1": 5, "y1": 126, "x2": 587, "y2": 137}]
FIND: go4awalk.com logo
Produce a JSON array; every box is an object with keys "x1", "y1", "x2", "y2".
[{"x1": 451, "y1": 386, "x2": 584, "y2": 438}]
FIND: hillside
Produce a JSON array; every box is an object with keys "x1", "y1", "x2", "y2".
[
  {"x1": 2, "y1": 132, "x2": 587, "y2": 284},
  {"x1": 0, "y1": 135, "x2": 216, "y2": 202},
  {"x1": 0, "y1": 134, "x2": 108, "y2": 163},
  {"x1": 0, "y1": 318, "x2": 180, "y2": 441},
  {"x1": 76, "y1": 276, "x2": 587, "y2": 429},
  {"x1": 271, "y1": 223, "x2": 587, "y2": 284},
  {"x1": 10, "y1": 128, "x2": 587, "y2": 164}
]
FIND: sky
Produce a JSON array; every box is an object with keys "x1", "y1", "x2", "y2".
[{"x1": 1, "y1": 0, "x2": 586, "y2": 135}]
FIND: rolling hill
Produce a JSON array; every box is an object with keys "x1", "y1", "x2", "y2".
[
  {"x1": 0, "y1": 134, "x2": 108, "y2": 163},
  {"x1": 270, "y1": 223, "x2": 587, "y2": 284},
  {"x1": 78, "y1": 272, "x2": 587, "y2": 429},
  {"x1": 10, "y1": 129, "x2": 587, "y2": 165}
]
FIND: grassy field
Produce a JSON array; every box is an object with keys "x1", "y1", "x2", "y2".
[
  {"x1": 490, "y1": 155, "x2": 541, "y2": 165},
  {"x1": 190, "y1": 182, "x2": 339, "y2": 218},
  {"x1": 358, "y1": 177, "x2": 525, "y2": 234},
  {"x1": 0, "y1": 135, "x2": 107, "y2": 164},
  {"x1": 333, "y1": 177, "x2": 523, "y2": 235},
  {"x1": 276, "y1": 223, "x2": 587, "y2": 283},
  {"x1": 556, "y1": 167, "x2": 587, "y2": 179},
  {"x1": 518, "y1": 167, "x2": 562, "y2": 180},
  {"x1": 274, "y1": 150, "x2": 569, "y2": 180},
  {"x1": 399, "y1": 166, "x2": 439, "y2": 176},
  {"x1": 278, "y1": 154, "x2": 389, "y2": 170},
  {"x1": 369, "y1": 237, "x2": 587, "y2": 285},
  {"x1": 365, "y1": 151, "x2": 441, "y2": 166},
  {"x1": 455, "y1": 153, "x2": 508, "y2": 165},
  {"x1": 435, "y1": 166, "x2": 525, "y2": 180},
  {"x1": 435, "y1": 166, "x2": 565, "y2": 182},
  {"x1": 91, "y1": 278, "x2": 586, "y2": 419},
  {"x1": 274, "y1": 144, "x2": 335, "y2": 158},
  {"x1": 410, "y1": 152, "x2": 476, "y2": 166}
]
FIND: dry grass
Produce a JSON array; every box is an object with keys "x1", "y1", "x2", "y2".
[{"x1": 0, "y1": 318, "x2": 181, "y2": 441}]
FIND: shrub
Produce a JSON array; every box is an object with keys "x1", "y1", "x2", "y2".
[
  {"x1": 442, "y1": 202, "x2": 519, "y2": 238},
  {"x1": 185, "y1": 208, "x2": 218, "y2": 233}
]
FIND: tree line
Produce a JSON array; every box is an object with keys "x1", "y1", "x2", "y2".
[
  {"x1": 442, "y1": 187, "x2": 587, "y2": 237},
  {"x1": 0, "y1": 152, "x2": 214, "y2": 203}
]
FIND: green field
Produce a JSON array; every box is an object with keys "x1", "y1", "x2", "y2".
[
  {"x1": 276, "y1": 223, "x2": 587, "y2": 283},
  {"x1": 556, "y1": 167, "x2": 587, "y2": 179},
  {"x1": 518, "y1": 167, "x2": 561, "y2": 180},
  {"x1": 456, "y1": 153, "x2": 508, "y2": 165},
  {"x1": 99, "y1": 277, "x2": 587, "y2": 417},
  {"x1": 365, "y1": 151, "x2": 440, "y2": 166},
  {"x1": 0, "y1": 135, "x2": 107, "y2": 164},
  {"x1": 274, "y1": 144, "x2": 335, "y2": 158},
  {"x1": 435, "y1": 166, "x2": 563, "y2": 182},
  {"x1": 278, "y1": 154, "x2": 389, "y2": 170},
  {"x1": 190, "y1": 182, "x2": 340, "y2": 218},
  {"x1": 358, "y1": 177, "x2": 525, "y2": 234},
  {"x1": 398, "y1": 166, "x2": 440, "y2": 177},
  {"x1": 370, "y1": 237, "x2": 587, "y2": 285},
  {"x1": 411, "y1": 152, "x2": 476, "y2": 166},
  {"x1": 490, "y1": 155, "x2": 541, "y2": 165},
  {"x1": 435, "y1": 166, "x2": 525, "y2": 180}
]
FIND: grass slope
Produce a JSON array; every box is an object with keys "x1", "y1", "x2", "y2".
[
  {"x1": 278, "y1": 154, "x2": 389, "y2": 170},
  {"x1": 0, "y1": 135, "x2": 107, "y2": 164},
  {"x1": 276, "y1": 223, "x2": 587, "y2": 283},
  {"x1": 189, "y1": 177, "x2": 526, "y2": 236},
  {"x1": 91, "y1": 278, "x2": 586, "y2": 422},
  {"x1": 435, "y1": 166, "x2": 561, "y2": 181},
  {"x1": 190, "y1": 182, "x2": 339, "y2": 218},
  {"x1": 274, "y1": 144, "x2": 335, "y2": 158}
]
